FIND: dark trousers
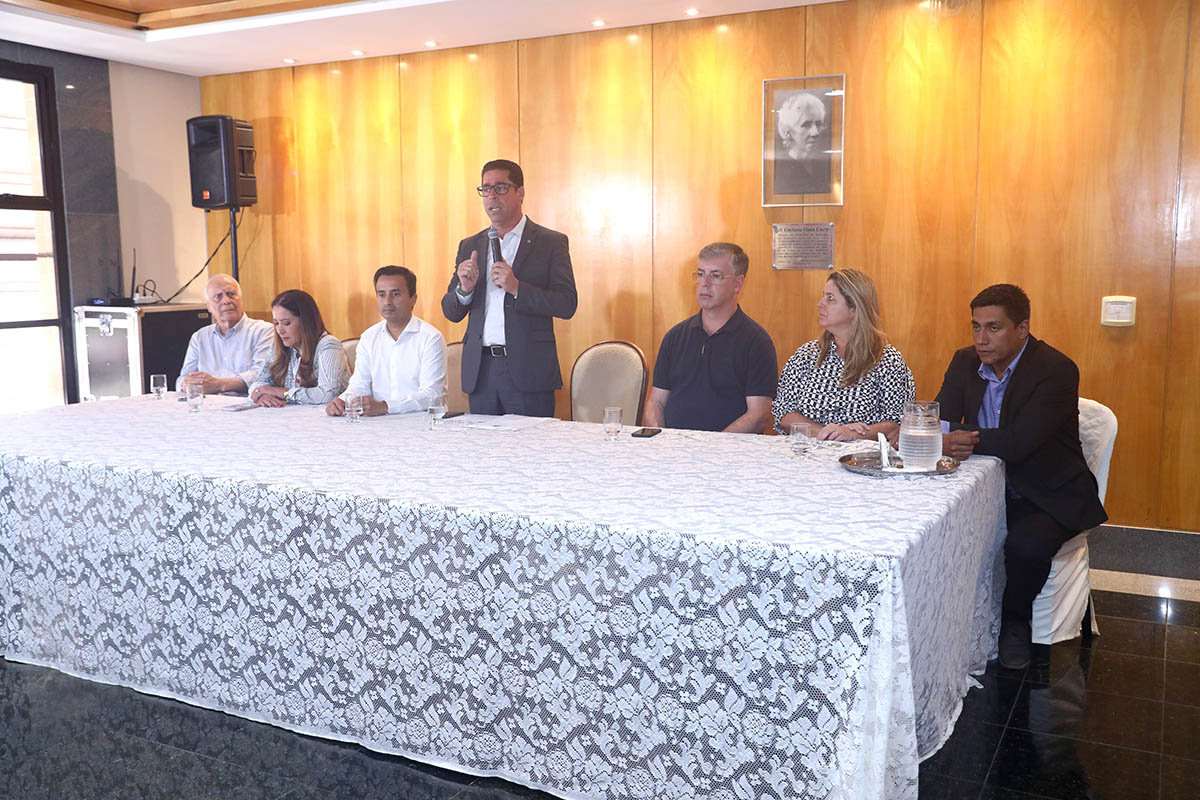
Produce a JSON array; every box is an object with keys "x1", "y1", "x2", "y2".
[
  {"x1": 469, "y1": 351, "x2": 556, "y2": 417},
  {"x1": 1003, "y1": 496, "x2": 1077, "y2": 623}
]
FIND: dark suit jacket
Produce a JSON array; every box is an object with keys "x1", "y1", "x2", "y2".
[
  {"x1": 935, "y1": 336, "x2": 1107, "y2": 533},
  {"x1": 441, "y1": 219, "x2": 577, "y2": 394}
]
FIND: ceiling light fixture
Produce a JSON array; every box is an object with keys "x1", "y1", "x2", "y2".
[
  {"x1": 282, "y1": 58, "x2": 296, "y2": 64},
  {"x1": 686, "y1": 8, "x2": 699, "y2": 16},
  {"x1": 592, "y1": 19, "x2": 606, "y2": 27},
  {"x1": 350, "y1": 49, "x2": 364, "y2": 56},
  {"x1": 424, "y1": 40, "x2": 438, "y2": 47}
]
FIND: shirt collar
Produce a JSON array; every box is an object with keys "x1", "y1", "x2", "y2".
[
  {"x1": 502, "y1": 215, "x2": 528, "y2": 241},
  {"x1": 213, "y1": 313, "x2": 248, "y2": 339},
  {"x1": 685, "y1": 306, "x2": 746, "y2": 335},
  {"x1": 385, "y1": 315, "x2": 421, "y2": 341},
  {"x1": 977, "y1": 335, "x2": 1030, "y2": 383}
]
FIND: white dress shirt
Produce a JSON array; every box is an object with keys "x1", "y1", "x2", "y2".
[
  {"x1": 248, "y1": 332, "x2": 350, "y2": 405},
  {"x1": 176, "y1": 314, "x2": 274, "y2": 394},
  {"x1": 339, "y1": 316, "x2": 447, "y2": 413},
  {"x1": 456, "y1": 214, "x2": 527, "y2": 346}
]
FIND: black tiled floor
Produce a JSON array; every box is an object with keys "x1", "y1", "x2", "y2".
[{"x1": 5, "y1": 591, "x2": 1200, "y2": 799}]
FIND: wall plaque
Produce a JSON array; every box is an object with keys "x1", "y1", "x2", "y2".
[{"x1": 772, "y1": 222, "x2": 834, "y2": 270}]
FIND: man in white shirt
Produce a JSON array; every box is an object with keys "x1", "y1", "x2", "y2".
[
  {"x1": 326, "y1": 265, "x2": 447, "y2": 417},
  {"x1": 177, "y1": 274, "x2": 274, "y2": 395}
]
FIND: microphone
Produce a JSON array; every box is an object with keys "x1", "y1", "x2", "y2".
[{"x1": 487, "y1": 227, "x2": 503, "y2": 265}]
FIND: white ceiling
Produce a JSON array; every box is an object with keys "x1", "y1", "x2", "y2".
[{"x1": 0, "y1": 0, "x2": 839, "y2": 77}]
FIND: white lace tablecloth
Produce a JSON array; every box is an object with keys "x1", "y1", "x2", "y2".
[{"x1": 0, "y1": 396, "x2": 1005, "y2": 800}]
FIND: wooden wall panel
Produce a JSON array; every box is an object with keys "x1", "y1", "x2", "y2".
[
  {"x1": 1161, "y1": 0, "x2": 1200, "y2": 531},
  {"x1": 652, "y1": 9, "x2": 808, "y2": 372},
  {"x1": 292, "y1": 57, "x2": 404, "y2": 341},
  {"x1": 976, "y1": 0, "x2": 1189, "y2": 525},
  {"x1": 520, "y1": 28, "x2": 654, "y2": 419},
  {"x1": 199, "y1": 68, "x2": 298, "y2": 316},
  {"x1": 804, "y1": 0, "x2": 982, "y2": 399},
  {"x1": 398, "y1": 43, "x2": 520, "y2": 344}
]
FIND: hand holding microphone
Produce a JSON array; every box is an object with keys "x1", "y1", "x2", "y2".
[{"x1": 489, "y1": 227, "x2": 519, "y2": 296}]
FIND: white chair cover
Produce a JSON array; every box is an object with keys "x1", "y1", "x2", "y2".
[
  {"x1": 1031, "y1": 397, "x2": 1117, "y2": 644},
  {"x1": 342, "y1": 337, "x2": 360, "y2": 373},
  {"x1": 444, "y1": 341, "x2": 468, "y2": 416},
  {"x1": 569, "y1": 340, "x2": 648, "y2": 426}
]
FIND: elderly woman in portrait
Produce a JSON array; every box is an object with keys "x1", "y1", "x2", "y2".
[
  {"x1": 249, "y1": 289, "x2": 350, "y2": 407},
  {"x1": 774, "y1": 90, "x2": 831, "y2": 195},
  {"x1": 772, "y1": 269, "x2": 914, "y2": 441}
]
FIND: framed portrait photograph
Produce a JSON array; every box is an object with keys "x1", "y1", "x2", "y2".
[{"x1": 762, "y1": 74, "x2": 845, "y2": 207}]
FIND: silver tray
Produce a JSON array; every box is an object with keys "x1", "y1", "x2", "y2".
[{"x1": 838, "y1": 451, "x2": 960, "y2": 478}]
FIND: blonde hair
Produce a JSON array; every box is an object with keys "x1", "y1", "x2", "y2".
[{"x1": 817, "y1": 269, "x2": 888, "y2": 387}]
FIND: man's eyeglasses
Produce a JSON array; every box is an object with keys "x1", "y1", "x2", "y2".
[
  {"x1": 693, "y1": 270, "x2": 736, "y2": 283},
  {"x1": 476, "y1": 183, "x2": 515, "y2": 197}
]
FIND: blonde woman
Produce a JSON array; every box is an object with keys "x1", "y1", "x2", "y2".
[
  {"x1": 249, "y1": 289, "x2": 349, "y2": 407},
  {"x1": 772, "y1": 269, "x2": 914, "y2": 441}
]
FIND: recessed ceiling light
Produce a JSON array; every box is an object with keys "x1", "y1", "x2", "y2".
[
  {"x1": 686, "y1": 8, "x2": 699, "y2": 15},
  {"x1": 282, "y1": 58, "x2": 296, "y2": 64},
  {"x1": 424, "y1": 40, "x2": 438, "y2": 47},
  {"x1": 592, "y1": 19, "x2": 606, "y2": 27},
  {"x1": 350, "y1": 49, "x2": 364, "y2": 56}
]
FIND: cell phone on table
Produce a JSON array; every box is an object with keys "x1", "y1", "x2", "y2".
[{"x1": 631, "y1": 427, "x2": 662, "y2": 438}]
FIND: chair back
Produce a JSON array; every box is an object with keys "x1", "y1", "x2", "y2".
[
  {"x1": 570, "y1": 340, "x2": 648, "y2": 426},
  {"x1": 445, "y1": 341, "x2": 468, "y2": 415},
  {"x1": 342, "y1": 337, "x2": 360, "y2": 373},
  {"x1": 1078, "y1": 397, "x2": 1118, "y2": 504}
]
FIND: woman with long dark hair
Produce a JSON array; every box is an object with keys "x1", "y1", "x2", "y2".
[
  {"x1": 772, "y1": 269, "x2": 914, "y2": 441},
  {"x1": 249, "y1": 289, "x2": 349, "y2": 407}
]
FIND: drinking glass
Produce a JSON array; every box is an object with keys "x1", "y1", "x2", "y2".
[
  {"x1": 345, "y1": 394, "x2": 363, "y2": 423},
  {"x1": 150, "y1": 374, "x2": 167, "y2": 399},
  {"x1": 603, "y1": 406, "x2": 622, "y2": 440},
  {"x1": 185, "y1": 382, "x2": 204, "y2": 413},
  {"x1": 429, "y1": 393, "x2": 447, "y2": 429},
  {"x1": 899, "y1": 400, "x2": 941, "y2": 470},
  {"x1": 789, "y1": 422, "x2": 813, "y2": 458}
]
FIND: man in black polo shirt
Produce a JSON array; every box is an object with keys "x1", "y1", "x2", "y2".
[{"x1": 644, "y1": 242, "x2": 778, "y2": 432}]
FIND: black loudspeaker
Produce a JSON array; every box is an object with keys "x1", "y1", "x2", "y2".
[{"x1": 187, "y1": 115, "x2": 257, "y2": 209}]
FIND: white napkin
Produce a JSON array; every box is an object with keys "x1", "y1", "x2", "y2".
[{"x1": 878, "y1": 432, "x2": 904, "y2": 472}]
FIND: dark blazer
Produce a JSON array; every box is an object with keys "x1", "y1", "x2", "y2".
[
  {"x1": 935, "y1": 336, "x2": 1107, "y2": 533},
  {"x1": 441, "y1": 219, "x2": 577, "y2": 394}
]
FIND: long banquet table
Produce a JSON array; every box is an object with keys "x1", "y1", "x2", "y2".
[{"x1": 0, "y1": 395, "x2": 1006, "y2": 800}]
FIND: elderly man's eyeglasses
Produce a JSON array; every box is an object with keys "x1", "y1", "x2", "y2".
[
  {"x1": 476, "y1": 183, "x2": 514, "y2": 197},
  {"x1": 693, "y1": 270, "x2": 736, "y2": 283}
]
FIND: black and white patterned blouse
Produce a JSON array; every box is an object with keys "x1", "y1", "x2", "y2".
[
  {"x1": 249, "y1": 333, "x2": 350, "y2": 406},
  {"x1": 772, "y1": 339, "x2": 915, "y2": 433}
]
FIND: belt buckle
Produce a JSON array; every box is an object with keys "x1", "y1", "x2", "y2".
[{"x1": 487, "y1": 344, "x2": 507, "y2": 357}]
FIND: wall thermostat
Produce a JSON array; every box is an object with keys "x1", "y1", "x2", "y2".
[{"x1": 1101, "y1": 295, "x2": 1136, "y2": 327}]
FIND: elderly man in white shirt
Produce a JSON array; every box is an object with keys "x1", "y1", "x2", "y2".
[
  {"x1": 177, "y1": 274, "x2": 274, "y2": 395},
  {"x1": 326, "y1": 266, "x2": 447, "y2": 417}
]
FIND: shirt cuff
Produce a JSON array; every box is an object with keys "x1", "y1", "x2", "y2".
[
  {"x1": 456, "y1": 289, "x2": 474, "y2": 304},
  {"x1": 940, "y1": 420, "x2": 950, "y2": 435}
]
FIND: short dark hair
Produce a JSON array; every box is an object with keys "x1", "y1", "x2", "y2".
[
  {"x1": 373, "y1": 265, "x2": 416, "y2": 295},
  {"x1": 481, "y1": 159, "x2": 524, "y2": 188},
  {"x1": 698, "y1": 242, "x2": 749, "y2": 276},
  {"x1": 971, "y1": 283, "x2": 1030, "y2": 325}
]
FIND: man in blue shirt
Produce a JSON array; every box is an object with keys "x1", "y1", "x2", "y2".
[
  {"x1": 936, "y1": 284, "x2": 1107, "y2": 670},
  {"x1": 644, "y1": 242, "x2": 777, "y2": 433}
]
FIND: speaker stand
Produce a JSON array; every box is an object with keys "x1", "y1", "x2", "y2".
[{"x1": 228, "y1": 206, "x2": 241, "y2": 283}]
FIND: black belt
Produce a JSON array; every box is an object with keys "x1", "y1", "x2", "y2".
[{"x1": 484, "y1": 345, "x2": 507, "y2": 357}]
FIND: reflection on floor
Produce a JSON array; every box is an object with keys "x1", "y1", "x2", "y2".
[{"x1": 2, "y1": 590, "x2": 1198, "y2": 799}]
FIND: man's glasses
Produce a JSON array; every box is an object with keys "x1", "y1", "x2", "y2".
[
  {"x1": 476, "y1": 183, "x2": 514, "y2": 196},
  {"x1": 693, "y1": 270, "x2": 736, "y2": 283}
]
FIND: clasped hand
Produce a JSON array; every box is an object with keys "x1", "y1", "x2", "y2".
[
  {"x1": 251, "y1": 385, "x2": 286, "y2": 407},
  {"x1": 943, "y1": 429, "x2": 980, "y2": 460}
]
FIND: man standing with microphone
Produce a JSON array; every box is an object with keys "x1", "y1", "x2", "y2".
[{"x1": 441, "y1": 159, "x2": 577, "y2": 417}]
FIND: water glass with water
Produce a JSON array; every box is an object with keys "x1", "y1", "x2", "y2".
[
  {"x1": 150, "y1": 374, "x2": 167, "y2": 399},
  {"x1": 603, "y1": 407, "x2": 622, "y2": 440},
  {"x1": 185, "y1": 382, "x2": 204, "y2": 413},
  {"x1": 429, "y1": 393, "x2": 447, "y2": 429},
  {"x1": 789, "y1": 422, "x2": 813, "y2": 458},
  {"x1": 345, "y1": 394, "x2": 363, "y2": 423},
  {"x1": 898, "y1": 400, "x2": 941, "y2": 470}
]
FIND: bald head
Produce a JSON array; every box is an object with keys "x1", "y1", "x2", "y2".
[{"x1": 205, "y1": 274, "x2": 244, "y2": 332}]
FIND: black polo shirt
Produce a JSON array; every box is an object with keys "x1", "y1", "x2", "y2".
[{"x1": 653, "y1": 306, "x2": 778, "y2": 432}]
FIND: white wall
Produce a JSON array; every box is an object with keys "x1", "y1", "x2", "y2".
[{"x1": 109, "y1": 61, "x2": 208, "y2": 304}]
